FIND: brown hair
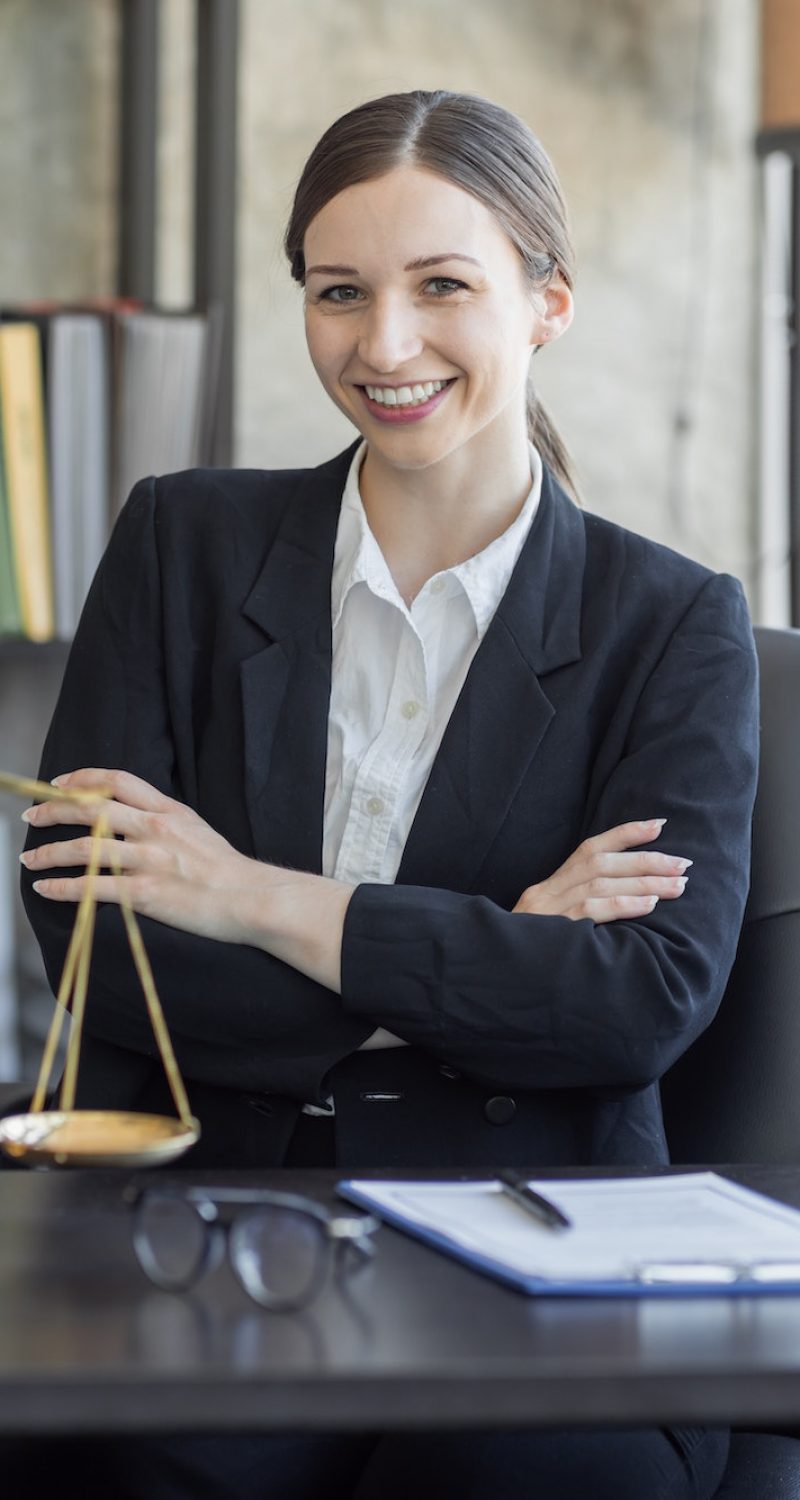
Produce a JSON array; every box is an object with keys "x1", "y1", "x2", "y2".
[{"x1": 285, "y1": 89, "x2": 578, "y2": 500}]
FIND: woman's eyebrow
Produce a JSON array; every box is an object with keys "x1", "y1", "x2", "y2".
[
  {"x1": 405, "y1": 253, "x2": 484, "y2": 271},
  {"x1": 305, "y1": 253, "x2": 485, "y2": 278}
]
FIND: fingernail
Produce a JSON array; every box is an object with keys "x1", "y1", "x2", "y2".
[
  {"x1": 32, "y1": 881, "x2": 44, "y2": 894},
  {"x1": 20, "y1": 808, "x2": 33, "y2": 823},
  {"x1": 645, "y1": 896, "x2": 659, "y2": 909},
  {"x1": 645, "y1": 818, "x2": 667, "y2": 830},
  {"x1": 18, "y1": 852, "x2": 30, "y2": 866},
  {"x1": 676, "y1": 859, "x2": 693, "y2": 872},
  {"x1": 51, "y1": 775, "x2": 66, "y2": 786}
]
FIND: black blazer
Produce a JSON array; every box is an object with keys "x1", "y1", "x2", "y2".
[{"x1": 22, "y1": 443, "x2": 759, "y2": 1170}]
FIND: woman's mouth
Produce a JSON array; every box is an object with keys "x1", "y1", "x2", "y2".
[{"x1": 357, "y1": 378, "x2": 456, "y2": 424}]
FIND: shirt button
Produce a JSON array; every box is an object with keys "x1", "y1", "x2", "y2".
[
  {"x1": 430, "y1": 577, "x2": 446, "y2": 594},
  {"x1": 366, "y1": 796, "x2": 385, "y2": 817},
  {"x1": 484, "y1": 1095, "x2": 517, "y2": 1125},
  {"x1": 401, "y1": 700, "x2": 420, "y2": 720}
]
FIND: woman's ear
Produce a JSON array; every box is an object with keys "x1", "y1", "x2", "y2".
[{"x1": 532, "y1": 271, "x2": 574, "y2": 348}]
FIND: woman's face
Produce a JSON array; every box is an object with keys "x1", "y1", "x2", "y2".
[{"x1": 302, "y1": 165, "x2": 571, "y2": 472}]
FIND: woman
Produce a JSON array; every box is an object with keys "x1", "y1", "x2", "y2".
[{"x1": 20, "y1": 91, "x2": 755, "y2": 1498}]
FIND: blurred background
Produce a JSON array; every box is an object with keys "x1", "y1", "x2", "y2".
[{"x1": 0, "y1": 0, "x2": 793, "y2": 1076}]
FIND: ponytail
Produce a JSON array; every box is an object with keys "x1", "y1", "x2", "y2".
[{"x1": 526, "y1": 384, "x2": 580, "y2": 504}]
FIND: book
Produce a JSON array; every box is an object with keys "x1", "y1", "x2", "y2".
[
  {"x1": 0, "y1": 417, "x2": 22, "y2": 636},
  {"x1": 0, "y1": 816, "x2": 20, "y2": 1079},
  {"x1": 47, "y1": 313, "x2": 110, "y2": 638},
  {"x1": 339, "y1": 1172, "x2": 800, "y2": 1297},
  {"x1": 0, "y1": 323, "x2": 54, "y2": 641},
  {"x1": 113, "y1": 308, "x2": 209, "y2": 514}
]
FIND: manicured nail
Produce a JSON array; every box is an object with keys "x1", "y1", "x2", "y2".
[
  {"x1": 676, "y1": 859, "x2": 693, "y2": 872},
  {"x1": 32, "y1": 881, "x2": 44, "y2": 894},
  {"x1": 51, "y1": 775, "x2": 67, "y2": 786},
  {"x1": 20, "y1": 808, "x2": 33, "y2": 823},
  {"x1": 644, "y1": 818, "x2": 667, "y2": 830},
  {"x1": 18, "y1": 852, "x2": 30, "y2": 866}
]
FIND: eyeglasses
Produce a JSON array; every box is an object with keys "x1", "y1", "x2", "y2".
[{"x1": 127, "y1": 1186, "x2": 380, "y2": 1311}]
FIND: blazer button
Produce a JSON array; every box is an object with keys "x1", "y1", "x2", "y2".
[{"x1": 484, "y1": 1095, "x2": 516, "y2": 1125}]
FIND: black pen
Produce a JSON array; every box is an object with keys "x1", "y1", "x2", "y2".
[{"x1": 498, "y1": 1171, "x2": 572, "y2": 1232}]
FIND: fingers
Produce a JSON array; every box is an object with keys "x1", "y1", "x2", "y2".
[
  {"x1": 593, "y1": 851, "x2": 692, "y2": 876},
  {"x1": 515, "y1": 879, "x2": 686, "y2": 920},
  {"x1": 49, "y1": 769, "x2": 177, "y2": 814},
  {"x1": 572, "y1": 874, "x2": 688, "y2": 901},
  {"x1": 28, "y1": 873, "x2": 132, "y2": 905},
  {"x1": 546, "y1": 826, "x2": 691, "y2": 898},
  {"x1": 574, "y1": 819, "x2": 669, "y2": 854},
  {"x1": 23, "y1": 797, "x2": 144, "y2": 838},
  {"x1": 577, "y1": 894, "x2": 662, "y2": 923},
  {"x1": 21, "y1": 837, "x2": 139, "y2": 874}
]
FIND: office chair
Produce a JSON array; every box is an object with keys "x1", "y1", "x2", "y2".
[{"x1": 661, "y1": 624, "x2": 800, "y2": 1498}]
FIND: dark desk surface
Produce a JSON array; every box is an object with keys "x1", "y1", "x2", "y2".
[{"x1": 3, "y1": 1163, "x2": 800, "y2": 1435}]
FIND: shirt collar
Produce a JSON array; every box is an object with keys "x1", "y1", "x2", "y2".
[
  {"x1": 331, "y1": 439, "x2": 543, "y2": 637},
  {"x1": 331, "y1": 443, "x2": 400, "y2": 629}
]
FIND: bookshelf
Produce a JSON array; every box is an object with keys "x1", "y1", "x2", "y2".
[{"x1": 0, "y1": 0, "x2": 240, "y2": 1076}]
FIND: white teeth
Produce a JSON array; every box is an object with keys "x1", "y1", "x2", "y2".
[{"x1": 364, "y1": 379, "x2": 449, "y2": 408}]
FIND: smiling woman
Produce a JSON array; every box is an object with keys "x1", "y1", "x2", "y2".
[
  {"x1": 14, "y1": 88, "x2": 752, "y2": 1499},
  {"x1": 299, "y1": 165, "x2": 573, "y2": 529}
]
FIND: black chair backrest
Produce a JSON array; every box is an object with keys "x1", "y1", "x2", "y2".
[{"x1": 661, "y1": 625, "x2": 800, "y2": 1164}]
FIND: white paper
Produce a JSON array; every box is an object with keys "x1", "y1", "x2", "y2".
[{"x1": 347, "y1": 1174, "x2": 800, "y2": 1286}]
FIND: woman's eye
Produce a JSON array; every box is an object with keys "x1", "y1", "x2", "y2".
[
  {"x1": 425, "y1": 277, "x2": 468, "y2": 296},
  {"x1": 318, "y1": 285, "x2": 362, "y2": 304}
]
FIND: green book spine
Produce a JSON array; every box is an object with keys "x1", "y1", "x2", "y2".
[{"x1": 0, "y1": 413, "x2": 22, "y2": 637}]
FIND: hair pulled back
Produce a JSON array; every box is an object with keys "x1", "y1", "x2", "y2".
[{"x1": 285, "y1": 90, "x2": 577, "y2": 499}]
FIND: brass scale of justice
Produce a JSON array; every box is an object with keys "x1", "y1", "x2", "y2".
[{"x1": 0, "y1": 769, "x2": 200, "y2": 1168}]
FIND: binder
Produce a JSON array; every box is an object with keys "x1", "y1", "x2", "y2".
[
  {"x1": 338, "y1": 1172, "x2": 800, "y2": 1297},
  {"x1": 0, "y1": 322, "x2": 54, "y2": 641}
]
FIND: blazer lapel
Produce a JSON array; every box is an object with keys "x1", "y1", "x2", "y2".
[
  {"x1": 240, "y1": 443, "x2": 358, "y2": 870},
  {"x1": 397, "y1": 468, "x2": 587, "y2": 893}
]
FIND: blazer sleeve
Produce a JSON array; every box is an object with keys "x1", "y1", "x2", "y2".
[
  {"x1": 339, "y1": 571, "x2": 759, "y2": 1093},
  {"x1": 20, "y1": 478, "x2": 371, "y2": 1099}
]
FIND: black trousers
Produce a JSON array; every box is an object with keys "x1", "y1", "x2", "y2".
[{"x1": 0, "y1": 1424, "x2": 730, "y2": 1499}]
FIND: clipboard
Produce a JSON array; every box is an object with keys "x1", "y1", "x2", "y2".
[{"x1": 338, "y1": 1172, "x2": 800, "y2": 1297}]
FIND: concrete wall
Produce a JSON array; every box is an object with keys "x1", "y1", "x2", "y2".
[
  {"x1": 0, "y1": 0, "x2": 119, "y2": 301},
  {"x1": 0, "y1": 0, "x2": 760, "y2": 577},
  {"x1": 238, "y1": 0, "x2": 759, "y2": 584}
]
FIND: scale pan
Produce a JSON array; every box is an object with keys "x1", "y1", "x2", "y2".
[{"x1": 0, "y1": 1110, "x2": 201, "y2": 1167}]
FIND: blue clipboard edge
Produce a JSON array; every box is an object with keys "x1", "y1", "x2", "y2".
[{"x1": 337, "y1": 1179, "x2": 800, "y2": 1299}]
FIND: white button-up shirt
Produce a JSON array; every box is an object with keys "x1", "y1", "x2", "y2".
[{"x1": 322, "y1": 440, "x2": 543, "y2": 1053}]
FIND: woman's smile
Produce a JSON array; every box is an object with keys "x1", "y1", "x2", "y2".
[{"x1": 357, "y1": 377, "x2": 456, "y2": 423}]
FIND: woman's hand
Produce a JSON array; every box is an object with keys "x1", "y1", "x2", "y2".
[
  {"x1": 20, "y1": 768, "x2": 354, "y2": 990},
  {"x1": 513, "y1": 819, "x2": 691, "y2": 923},
  {"x1": 20, "y1": 768, "x2": 266, "y2": 946}
]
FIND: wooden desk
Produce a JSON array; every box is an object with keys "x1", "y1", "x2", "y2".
[{"x1": 2, "y1": 1164, "x2": 800, "y2": 1435}]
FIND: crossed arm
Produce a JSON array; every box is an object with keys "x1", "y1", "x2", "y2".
[{"x1": 21, "y1": 768, "x2": 691, "y2": 993}]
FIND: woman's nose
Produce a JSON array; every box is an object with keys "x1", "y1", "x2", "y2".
[{"x1": 357, "y1": 299, "x2": 423, "y2": 372}]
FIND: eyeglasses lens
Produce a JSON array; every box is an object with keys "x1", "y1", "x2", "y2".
[
  {"x1": 230, "y1": 1207, "x2": 324, "y2": 1306},
  {"x1": 136, "y1": 1196, "x2": 207, "y2": 1288}
]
